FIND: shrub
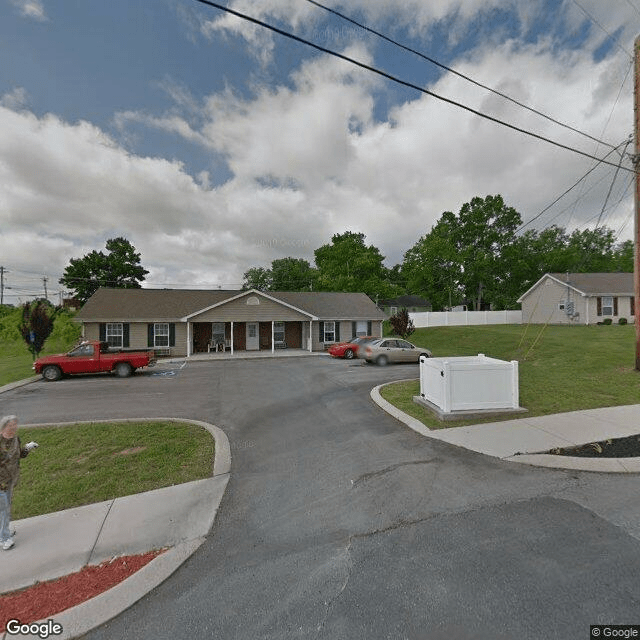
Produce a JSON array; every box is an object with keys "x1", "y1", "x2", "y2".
[
  {"x1": 602, "y1": 318, "x2": 613, "y2": 325},
  {"x1": 618, "y1": 317, "x2": 628, "y2": 325}
]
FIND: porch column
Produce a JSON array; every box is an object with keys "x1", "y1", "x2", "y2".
[
  {"x1": 231, "y1": 321, "x2": 234, "y2": 355},
  {"x1": 271, "y1": 321, "x2": 275, "y2": 354},
  {"x1": 187, "y1": 322, "x2": 191, "y2": 357},
  {"x1": 309, "y1": 320, "x2": 313, "y2": 352}
]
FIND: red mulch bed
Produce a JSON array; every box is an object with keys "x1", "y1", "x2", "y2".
[{"x1": 0, "y1": 549, "x2": 165, "y2": 632}]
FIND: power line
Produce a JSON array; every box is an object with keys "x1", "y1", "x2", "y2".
[
  {"x1": 516, "y1": 139, "x2": 630, "y2": 231},
  {"x1": 624, "y1": 0, "x2": 640, "y2": 19},
  {"x1": 194, "y1": 0, "x2": 634, "y2": 172},
  {"x1": 305, "y1": 0, "x2": 620, "y2": 152},
  {"x1": 570, "y1": 0, "x2": 633, "y2": 58},
  {"x1": 594, "y1": 137, "x2": 633, "y2": 227}
]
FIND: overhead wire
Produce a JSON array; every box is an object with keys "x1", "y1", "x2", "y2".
[
  {"x1": 193, "y1": 0, "x2": 635, "y2": 172},
  {"x1": 516, "y1": 140, "x2": 630, "y2": 232},
  {"x1": 304, "y1": 0, "x2": 621, "y2": 152},
  {"x1": 570, "y1": 0, "x2": 633, "y2": 58}
]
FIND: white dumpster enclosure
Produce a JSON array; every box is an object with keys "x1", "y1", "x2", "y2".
[{"x1": 416, "y1": 353, "x2": 522, "y2": 418}]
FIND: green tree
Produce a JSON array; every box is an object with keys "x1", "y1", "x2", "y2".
[
  {"x1": 242, "y1": 266, "x2": 272, "y2": 291},
  {"x1": 270, "y1": 258, "x2": 317, "y2": 291},
  {"x1": 19, "y1": 300, "x2": 58, "y2": 359},
  {"x1": 314, "y1": 231, "x2": 399, "y2": 298},
  {"x1": 59, "y1": 237, "x2": 148, "y2": 304},
  {"x1": 402, "y1": 219, "x2": 463, "y2": 310}
]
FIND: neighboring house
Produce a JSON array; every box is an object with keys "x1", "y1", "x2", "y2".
[
  {"x1": 379, "y1": 295, "x2": 431, "y2": 316},
  {"x1": 518, "y1": 273, "x2": 635, "y2": 325},
  {"x1": 75, "y1": 288, "x2": 386, "y2": 357}
]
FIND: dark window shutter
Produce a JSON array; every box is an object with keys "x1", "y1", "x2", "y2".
[
  {"x1": 597, "y1": 297, "x2": 602, "y2": 316},
  {"x1": 632, "y1": 297, "x2": 635, "y2": 317},
  {"x1": 352, "y1": 321, "x2": 356, "y2": 337},
  {"x1": 335, "y1": 322, "x2": 340, "y2": 342},
  {"x1": 99, "y1": 323, "x2": 106, "y2": 342},
  {"x1": 147, "y1": 324, "x2": 154, "y2": 347},
  {"x1": 123, "y1": 323, "x2": 130, "y2": 348},
  {"x1": 319, "y1": 321, "x2": 324, "y2": 342},
  {"x1": 367, "y1": 321, "x2": 372, "y2": 335},
  {"x1": 614, "y1": 297, "x2": 618, "y2": 316},
  {"x1": 169, "y1": 323, "x2": 176, "y2": 347}
]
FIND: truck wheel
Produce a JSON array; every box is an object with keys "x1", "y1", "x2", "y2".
[
  {"x1": 115, "y1": 362, "x2": 132, "y2": 378},
  {"x1": 42, "y1": 365, "x2": 62, "y2": 382}
]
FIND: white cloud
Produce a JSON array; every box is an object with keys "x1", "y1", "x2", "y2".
[
  {"x1": 0, "y1": 11, "x2": 635, "y2": 303},
  {"x1": 10, "y1": 0, "x2": 47, "y2": 21}
]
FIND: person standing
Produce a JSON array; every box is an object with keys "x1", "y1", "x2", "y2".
[{"x1": 0, "y1": 415, "x2": 38, "y2": 550}]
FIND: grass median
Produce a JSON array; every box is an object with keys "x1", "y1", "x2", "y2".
[
  {"x1": 379, "y1": 324, "x2": 640, "y2": 429},
  {"x1": 12, "y1": 421, "x2": 215, "y2": 520}
]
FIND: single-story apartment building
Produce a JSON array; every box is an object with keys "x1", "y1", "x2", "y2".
[
  {"x1": 517, "y1": 272, "x2": 635, "y2": 325},
  {"x1": 75, "y1": 288, "x2": 386, "y2": 357}
]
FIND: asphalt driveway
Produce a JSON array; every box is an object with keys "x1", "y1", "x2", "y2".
[{"x1": 2, "y1": 357, "x2": 640, "y2": 639}]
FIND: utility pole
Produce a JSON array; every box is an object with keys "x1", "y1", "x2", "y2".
[
  {"x1": 43, "y1": 275, "x2": 48, "y2": 300},
  {"x1": 635, "y1": 36, "x2": 640, "y2": 369},
  {"x1": 0, "y1": 266, "x2": 4, "y2": 306}
]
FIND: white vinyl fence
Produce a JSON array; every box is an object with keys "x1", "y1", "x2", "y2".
[{"x1": 409, "y1": 310, "x2": 523, "y2": 328}]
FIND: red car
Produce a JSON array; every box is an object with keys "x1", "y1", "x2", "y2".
[{"x1": 328, "y1": 336, "x2": 377, "y2": 360}]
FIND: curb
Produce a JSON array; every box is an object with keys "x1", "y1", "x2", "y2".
[
  {"x1": 370, "y1": 381, "x2": 640, "y2": 474},
  {"x1": 1, "y1": 418, "x2": 231, "y2": 640},
  {"x1": 0, "y1": 376, "x2": 40, "y2": 395}
]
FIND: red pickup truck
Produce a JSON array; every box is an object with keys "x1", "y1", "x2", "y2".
[{"x1": 33, "y1": 341, "x2": 156, "y2": 381}]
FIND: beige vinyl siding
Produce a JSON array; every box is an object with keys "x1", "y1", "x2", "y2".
[
  {"x1": 521, "y1": 278, "x2": 583, "y2": 324},
  {"x1": 191, "y1": 295, "x2": 310, "y2": 322}
]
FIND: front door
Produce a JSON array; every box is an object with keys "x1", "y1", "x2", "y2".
[{"x1": 246, "y1": 322, "x2": 259, "y2": 350}]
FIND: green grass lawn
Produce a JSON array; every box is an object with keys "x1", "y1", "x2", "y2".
[
  {"x1": 379, "y1": 324, "x2": 640, "y2": 429},
  {"x1": 11, "y1": 421, "x2": 215, "y2": 519}
]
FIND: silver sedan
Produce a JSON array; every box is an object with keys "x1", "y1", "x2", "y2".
[{"x1": 359, "y1": 338, "x2": 432, "y2": 365}]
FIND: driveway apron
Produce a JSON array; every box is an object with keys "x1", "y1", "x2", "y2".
[{"x1": 3, "y1": 358, "x2": 640, "y2": 640}]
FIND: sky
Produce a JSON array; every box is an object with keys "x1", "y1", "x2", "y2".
[{"x1": 0, "y1": 0, "x2": 638, "y2": 304}]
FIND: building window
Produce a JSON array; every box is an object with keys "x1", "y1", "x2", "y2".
[
  {"x1": 274, "y1": 321, "x2": 285, "y2": 344},
  {"x1": 323, "y1": 321, "x2": 336, "y2": 342},
  {"x1": 154, "y1": 323, "x2": 169, "y2": 347},
  {"x1": 355, "y1": 321, "x2": 368, "y2": 337},
  {"x1": 558, "y1": 301, "x2": 565, "y2": 311},
  {"x1": 601, "y1": 296, "x2": 614, "y2": 316},
  {"x1": 106, "y1": 323, "x2": 123, "y2": 348},
  {"x1": 390, "y1": 306, "x2": 398, "y2": 315},
  {"x1": 246, "y1": 296, "x2": 260, "y2": 305}
]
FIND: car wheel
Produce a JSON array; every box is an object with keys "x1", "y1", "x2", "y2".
[
  {"x1": 419, "y1": 352, "x2": 431, "y2": 359},
  {"x1": 344, "y1": 349, "x2": 354, "y2": 359},
  {"x1": 115, "y1": 362, "x2": 133, "y2": 378},
  {"x1": 376, "y1": 355, "x2": 389, "y2": 366},
  {"x1": 42, "y1": 365, "x2": 62, "y2": 381}
]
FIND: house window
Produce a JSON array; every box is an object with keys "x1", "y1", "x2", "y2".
[
  {"x1": 355, "y1": 321, "x2": 367, "y2": 337},
  {"x1": 212, "y1": 322, "x2": 225, "y2": 344},
  {"x1": 390, "y1": 306, "x2": 398, "y2": 315},
  {"x1": 106, "y1": 323, "x2": 123, "y2": 348},
  {"x1": 601, "y1": 296, "x2": 614, "y2": 316},
  {"x1": 323, "y1": 321, "x2": 336, "y2": 342},
  {"x1": 154, "y1": 323, "x2": 169, "y2": 347},
  {"x1": 274, "y1": 321, "x2": 285, "y2": 344},
  {"x1": 558, "y1": 301, "x2": 565, "y2": 311}
]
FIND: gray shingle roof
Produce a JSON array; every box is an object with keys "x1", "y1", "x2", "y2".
[
  {"x1": 549, "y1": 273, "x2": 634, "y2": 295},
  {"x1": 76, "y1": 288, "x2": 386, "y2": 321}
]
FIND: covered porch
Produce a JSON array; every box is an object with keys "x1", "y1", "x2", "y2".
[{"x1": 188, "y1": 320, "x2": 312, "y2": 356}]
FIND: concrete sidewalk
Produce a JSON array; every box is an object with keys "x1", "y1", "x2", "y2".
[
  {"x1": 371, "y1": 385, "x2": 640, "y2": 473},
  {"x1": 0, "y1": 418, "x2": 231, "y2": 640}
]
